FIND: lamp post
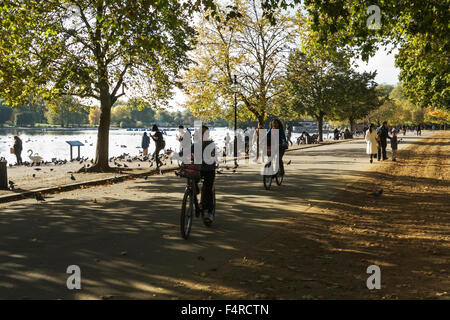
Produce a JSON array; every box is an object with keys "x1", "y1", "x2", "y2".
[{"x1": 231, "y1": 75, "x2": 238, "y2": 167}]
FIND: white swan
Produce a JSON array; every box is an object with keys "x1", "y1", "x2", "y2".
[{"x1": 28, "y1": 149, "x2": 43, "y2": 163}]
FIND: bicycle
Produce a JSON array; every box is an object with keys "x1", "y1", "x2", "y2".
[
  {"x1": 262, "y1": 146, "x2": 284, "y2": 190},
  {"x1": 177, "y1": 163, "x2": 216, "y2": 239}
]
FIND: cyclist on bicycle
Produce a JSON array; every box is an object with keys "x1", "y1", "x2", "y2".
[
  {"x1": 191, "y1": 125, "x2": 216, "y2": 224},
  {"x1": 266, "y1": 118, "x2": 288, "y2": 175}
]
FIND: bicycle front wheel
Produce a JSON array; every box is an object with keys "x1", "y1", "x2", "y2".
[
  {"x1": 276, "y1": 172, "x2": 284, "y2": 186},
  {"x1": 180, "y1": 189, "x2": 194, "y2": 239}
]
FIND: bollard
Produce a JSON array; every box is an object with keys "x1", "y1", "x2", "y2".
[{"x1": 0, "y1": 159, "x2": 7, "y2": 190}]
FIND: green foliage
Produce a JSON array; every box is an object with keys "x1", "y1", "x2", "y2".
[
  {"x1": 14, "y1": 111, "x2": 37, "y2": 126},
  {"x1": 0, "y1": 0, "x2": 196, "y2": 107},
  {"x1": 45, "y1": 96, "x2": 88, "y2": 127},
  {"x1": 183, "y1": 0, "x2": 299, "y2": 125},
  {"x1": 293, "y1": 0, "x2": 449, "y2": 112},
  {"x1": 0, "y1": 0, "x2": 197, "y2": 168},
  {"x1": 369, "y1": 84, "x2": 425, "y2": 126},
  {"x1": 119, "y1": 118, "x2": 135, "y2": 129},
  {"x1": 283, "y1": 50, "x2": 350, "y2": 120},
  {"x1": 0, "y1": 100, "x2": 13, "y2": 125},
  {"x1": 332, "y1": 70, "x2": 381, "y2": 129}
]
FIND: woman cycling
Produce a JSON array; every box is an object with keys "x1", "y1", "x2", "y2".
[{"x1": 266, "y1": 119, "x2": 288, "y2": 175}]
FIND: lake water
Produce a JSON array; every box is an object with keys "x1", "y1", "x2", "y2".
[{"x1": 0, "y1": 127, "x2": 332, "y2": 163}]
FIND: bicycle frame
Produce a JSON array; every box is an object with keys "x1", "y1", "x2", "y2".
[{"x1": 185, "y1": 177, "x2": 201, "y2": 216}]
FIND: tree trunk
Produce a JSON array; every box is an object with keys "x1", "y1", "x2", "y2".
[
  {"x1": 317, "y1": 113, "x2": 324, "y2": 142},
  {"x1": 258, "y1": 116, "x2": 264, "y2": 127},
  {"x1": 88, "y1": 87, "x2": 113, "y2": 172},
  {"x1": 349, "y1": 117, "x2": 355, "y2": 132}
]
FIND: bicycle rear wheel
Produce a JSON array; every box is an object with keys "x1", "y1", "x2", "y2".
[
  {"x1": 263, "y1": 175, "x2": 272, "y2": 190},
  {"x1": 180, "y1": 189, "x2": 194, "y2": 239}
]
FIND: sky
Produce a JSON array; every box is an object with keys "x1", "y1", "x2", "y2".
[{"x1": 354, "y1": 45, "x2": 400, "y2": 86}]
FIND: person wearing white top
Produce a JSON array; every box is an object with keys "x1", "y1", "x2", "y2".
[
  {"x1": 365, "y1": 123, "x2": 379, "y2": 163},
  {"x1": 252, "y1": 124, "x2": 265, "y2": 161}
]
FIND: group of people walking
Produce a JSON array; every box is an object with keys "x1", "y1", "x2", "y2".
[{"x1": 365, "y1": 121, "x2": 399, "y2": 163}]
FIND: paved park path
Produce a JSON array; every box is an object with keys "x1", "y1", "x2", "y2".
[{"x1": 0, "y1": 131, "x2": 448, "y2": 299}]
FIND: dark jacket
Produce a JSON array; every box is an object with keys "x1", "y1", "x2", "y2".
[
  {"x1": 141, "y1": 135, "x2": 150, "y2": 149},
  {"x1": 376, "y1": 125, "x2": 391, "y2": 141},
  {"x1": 13, "y1": 138, "x2": 22, "y2": 153},
  {"x1": 391, "y1": 135, "x2": 398, "y2": 150},
  {"x1": 191, "y1": 140, "x2": 216, "y2": 171},
  {"x1": 151, "y1": 131, "x2": 165, "y2": 149}
]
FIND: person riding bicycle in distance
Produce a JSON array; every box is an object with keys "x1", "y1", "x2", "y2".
[
  {"x1": 191, "y1": 125, "x2": 216, "y2": 224},
  {"x1": 266, "y1": 119, "x2": 288, "y2": 175}
]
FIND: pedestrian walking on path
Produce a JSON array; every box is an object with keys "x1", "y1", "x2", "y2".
[
  {"x1": 391, "y1": 130, "x2": 399, "y2": 161},
  {"x1": 376, "y1": 121, "x2": 392, "y2": 161},
  {"x1": 365, "y1": 124, "x2": 378, "y2": 163},
  {"x1": 286, "y1": 123, "x2": 293, "y2": 146}
]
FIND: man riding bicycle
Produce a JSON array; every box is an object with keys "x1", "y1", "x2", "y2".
[{"x1": 190, "y1": 125, "x2": 216, "y2": 224}]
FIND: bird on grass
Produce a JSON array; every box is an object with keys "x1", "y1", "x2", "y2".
[
  {"x1": 32, "y1": 174, "x2": 36, "y2": 178},
  {"x1": 8, "y1": 180, "x2": 15, "y2": 191},
  {"x1": 369, "y1": 189, "x2": 383, "y2": 197},
  {"x1": 35, "y1": 192, "x2": 45, "y2": 202},
  {"x1": 70, "y1": 174, "x2": 76, "y2": 181},
  {"x1": 144, "y1": 175, "x2": 148, "y2": 180}
]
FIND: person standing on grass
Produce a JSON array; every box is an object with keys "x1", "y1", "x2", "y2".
[
  {"x1": 391, "y1": 129, "x2": 399, "y2": 161},
  {"x1": 150, "y1": 125, "x2": 165, "y2": 168},
  {"x1": 365, "y1": 124, "x2": 378, "y2": 163},
  {"x1": 376, "y1": 121, "x2": 392, "y2": 161},
  {"x1": 141, "y1": 132, "x2": 150, "y2": 156}
]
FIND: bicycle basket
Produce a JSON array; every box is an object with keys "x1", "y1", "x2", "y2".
[{"x1": 179, "y1": 163, "x2": 202, "y2": 179}]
